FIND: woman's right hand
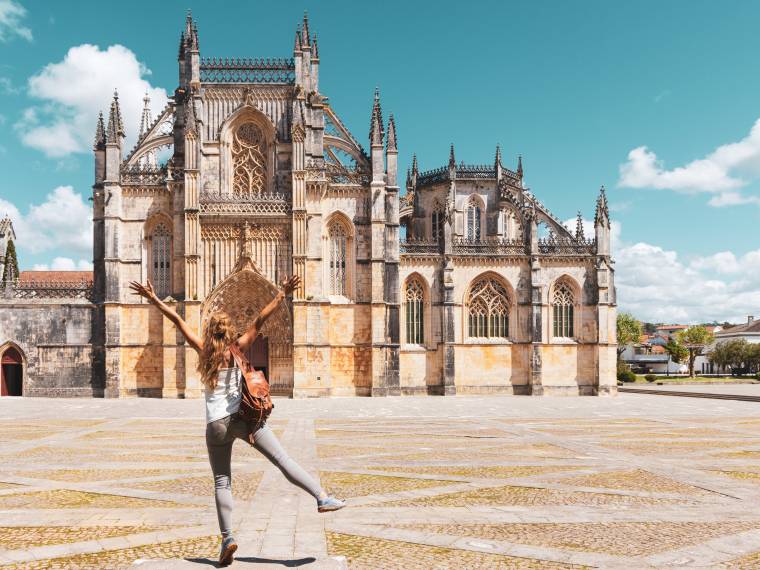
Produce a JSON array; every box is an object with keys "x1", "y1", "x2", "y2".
[{"x1": 129, "y1": 280, "x2": 158, "y2": 303}]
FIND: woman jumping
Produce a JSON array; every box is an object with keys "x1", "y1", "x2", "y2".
[{"x1": 129, "y1": 276, "x2": 345, "y2": 567}]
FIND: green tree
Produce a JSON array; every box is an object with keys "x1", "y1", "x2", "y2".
[
  {"x1": 664, "y1": 340, "x2": 688, "y2": 365},
  {"x1": 2, "y1": 239, "x2": 19, "y2": 282},
  {"x1": 710, "y1": 339, "x2": 760, "y2": 376},
  {"x1": 747, "y1": 344, "x2": 760, "y2": 374},
  {"x1": 677, "y1": 326, "x2": 715, "y2": 377},
  {"x1": 643, "y1": 322, "x2": 657, "y2": 334},
  {"x1": 708, "y1": 340, "x2": 734, "y2": 373},
  {"x1": 616, "y1": 312, "x2": 642, "y2": 357}
]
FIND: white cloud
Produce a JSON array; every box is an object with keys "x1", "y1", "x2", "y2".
[
  {"x1": 0, "y1": 0, "x2": 32, "y2": 42},
  {"x1": 706, "y1": 192, "x2": 760, "y2": 207},
  {"x1": 0, "y1": 186, "x2": 92, "y2": 267},
  {"x1": 561, "y1": 215, "x2": 760, "y2": 323},
  {"x1": 17, "y1": 44, "x2": 168, "y2": 158},
  {"x1": 614, "y1": 232, "x2": 760, "y2": 324},
  {"x1": 618, "y1": 118, "x2": 760, "y2": 206},
  {"x1": 33, "y1": 257, "x2": 93, "y2": 271},
  {"x1": 0, "y1": 76, "x2": 19, "y2": 94}
]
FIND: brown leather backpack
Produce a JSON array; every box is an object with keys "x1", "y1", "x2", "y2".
[{"x1": 228, "y1": 343, "x2": 274, "y2": 444}]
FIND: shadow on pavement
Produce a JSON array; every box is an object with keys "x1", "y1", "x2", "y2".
[{"x1": 185, "y1": 556, "x2": 318, "y2": 567}]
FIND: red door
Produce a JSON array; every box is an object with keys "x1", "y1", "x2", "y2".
[
  {"x1": 245, "y1": 335, "x2": 269, "y2": 381},
  {"x1": 1, "y1": 347, "x2": 23, "y2": 397}
]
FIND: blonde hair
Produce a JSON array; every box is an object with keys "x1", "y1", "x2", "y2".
[{"x1": 198, "y1": 312, "x2": 236, "y2": 389}]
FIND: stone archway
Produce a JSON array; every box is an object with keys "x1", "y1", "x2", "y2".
[
  {"x1": 1, "y1": 344, "x2": 24, "y2": 397},
  {"x1": 201, "y1": 260, "x2": 293, "y2": 396}
]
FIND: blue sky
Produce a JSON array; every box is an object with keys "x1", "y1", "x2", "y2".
[{"x1": 0, "y1": 0, "x2": 758, "y2": 323}]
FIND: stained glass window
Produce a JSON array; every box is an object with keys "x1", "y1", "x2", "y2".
[
  {"x1": 432, "y1": 207, "x2": 444, "y2": 242},
  {"x1": 328, "y1": 222, "x2": 348, "y2": 296},
  {"x1": 552, "y1": 281, "x2": 575, "y2": 338},
  {"x1": 405, "y1": 278, "x2": 425, "y2": 344},
  {"x1": 466, "y1": 200, "x2": 481, "y2": 241},
  {"x1": 151, "y1": 223, "x2": 171, "y2": 299}
]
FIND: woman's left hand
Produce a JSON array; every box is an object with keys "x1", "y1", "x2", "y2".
[{"x1": 279, "y1": 275, "x2": 301, "y2": 296}]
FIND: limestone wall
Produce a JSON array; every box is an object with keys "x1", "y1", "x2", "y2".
[{"x1": 0, "y1": 302, "x2": 96, "y2": 397}]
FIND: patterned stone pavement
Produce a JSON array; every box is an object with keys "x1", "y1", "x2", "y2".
[{"x1": 1, "y1": 392, "x2": 760, "y2": 568}]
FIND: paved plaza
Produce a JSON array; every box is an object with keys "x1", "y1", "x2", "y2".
[{"x1": 2, "y1": 393, "x2": 760, "y2": 569}]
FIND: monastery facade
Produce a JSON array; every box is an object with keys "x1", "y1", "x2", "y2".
[{"x1": 0, "y1": 14, "x2": 617, "y2": 398}]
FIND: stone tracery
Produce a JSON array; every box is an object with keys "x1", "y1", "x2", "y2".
[
  {"x1": 232, "y1": 122, "x2": 267, "y2": 196},
  {"x1": 467, "y1": 277, "x2": 510, "y2": 339},
  {"x1": 552, "y1": 280, "x2": 575, "y2": 338}
]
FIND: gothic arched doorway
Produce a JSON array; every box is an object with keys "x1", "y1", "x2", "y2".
[
  {"x1": 1, "y1": 346, "x2": 24, "y2": 397},
  {"x1": 202, "y1": 266, "x2": 293, "y2": 397}
]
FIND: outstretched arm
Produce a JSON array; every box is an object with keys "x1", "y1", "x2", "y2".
[
  {"x1": 237, "y1": 275, "x2": 300, "y2": 352},
  {"x1": 128, "y1": 280, "x2": 203, "y2": 354}
]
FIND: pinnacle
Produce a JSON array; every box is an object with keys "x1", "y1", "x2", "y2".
[
  {"x1": 387, "y1": 114, "x2": 397, "y2": 152},
  {"x1": 369, "y1": 87, "x2": 384, "y2": 145}
]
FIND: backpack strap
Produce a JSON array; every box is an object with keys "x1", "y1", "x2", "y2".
[
  {"x1": 228, "y1": 343, "x2": 251, "y2": 378},
  {"x1": 228, "y1": 343, "x2": 269, "y2": 395}
]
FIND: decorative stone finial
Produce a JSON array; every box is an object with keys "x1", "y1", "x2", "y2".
[
  {"x1": 386, "y1": 114, "x2": 397, "y2": 152},
  {"x1": 369, "y1": 87, "x2": 384, "y2": 146},
  {"x1": 594, "y1": 185, "x2": 609, "y2": 227}
]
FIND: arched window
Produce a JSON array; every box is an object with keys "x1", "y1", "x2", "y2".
[
  {"x1": 232, "y1": 122, "x2": 267, "y2": 196},
  {"x1": 466, "y1": 199, "x2": 481, "y2": 241},
  {"x1": 151, "y1": 223, "x2": 171, "y2": 299},
  {"x1": 501, "y1": 208, "x2": 520, "y2": 240},
  {"x1": 552, "y1": 281, "x2": 575, "y2": 338},
  {"x1": 405, "y1": 278, "x2": 425, "y2": 344},
  {"x1": 431, "y1": 207, "x2": 444, "y2": 242},
  {"x1": 467, "y1": 277, "x2": 510, "y2": 338},
  {"x1": 328, "y1": 222, "x2": 349, "y2": 296}
]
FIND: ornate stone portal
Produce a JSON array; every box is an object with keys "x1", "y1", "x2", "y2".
[{"x1": 201, "y1": 223, "x2": 293, "y2": 393}]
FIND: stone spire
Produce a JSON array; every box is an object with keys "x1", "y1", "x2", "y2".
[
  {"x1": 494, "y1": 144, "x2": 502, "y2": 168},
  {"x1": 93, "y1": 112, "x2": 106, "y2": 150},
  {"x1": 185, "y1": 10, "x2": 199, "y2": 51},
  {"x1": 293, "y1": 25, "x2": 302, "y2": 52},
  {"x1": 594, "y1": 186, "x2": 609, "y2": 227},
  {"x1": 594, "y1": 186, "x2": 611, "y2": 256},
  {"x1": 106, "y1": 90, "x2": 124, "y2": 144},
  {"x1": 575, "y1": 211, "x2": 585, "y2": 240},
  {"x1": 411, "y1": 153, "x2": 418, "y2": 177},
  {"x1": 517, "y1": 155, "x2": 523, "y2": 179},
  {"x1": 386, "y1": 114, "x2": 397, "y2": 152},
  {"x1": 405, "y1": 167, "x2": 412, "y2": 190},
  {"x1": 311, "y1": 33, "x2": 319, "y2": 59},
  {"x1": 139, "y1": 92, "x2": 152, "y2": 138},
  {"x1": 301, "y1": 11, "x2": 311, "y2": 47},
  {"x1": 448, "y1": 144, "x2": 456, "y2": 171},
  {"x1": 369, "y1": 88, "x2": 384, "y2": 146}
]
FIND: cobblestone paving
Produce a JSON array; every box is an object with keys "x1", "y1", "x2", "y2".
[
  {"x1": 127, "y1": 472, "x2": 263, "y2": 499},
  {"x1": 380, "y1": 483, "x2": 687, "y2": 508},
  {"x1": 549, "y1": 469, "x2": 713, "y2": 495},
  {"x1": 0, "y1": 526, "x2": 172, "y2": 549},
  {"x1": 319, "y1": 471, "x2": 462, "y2": 497},
  {"x1": 395, "y1": 522, "x2": 760, "y2": 556},
  {"x1": 325, "y1": 532, "x2": 589, "y2": 569},
  {"x1": 12, "y1": 468, "x2": 185, "y2": 482},
  {"x1": 0, "y1": 489, "x2": 186, "y2": 510},
  {"x1": 721, "y1": 549, "x2": 760, "y2": 569},
  {"x1": 365, "y1": 465, "x2": 583, "y2": 478},
  {"x1": 2, "y1": 394, "x2": 760, "y2": 569},
  {"x1": 0, "y1": 535, "x2": 220, "y2": 569},
  {"x1": 710, "y1": 470, "x2": 760, "y2": 483}
]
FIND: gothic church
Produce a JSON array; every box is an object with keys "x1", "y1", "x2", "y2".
[{"x1": 0, "y1": 14, "x2": 617, "y2": 398}]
